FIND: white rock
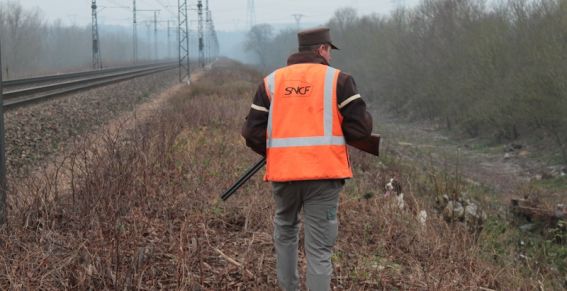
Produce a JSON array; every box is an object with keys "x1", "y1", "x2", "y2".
[
  {"x1": 464, "y1": 203, "x2": 486, "y2": 226},
  {"x1": 418, "y1": 210, "x2": 427, "y2": 226},
  {"x1": 396, "y1": 193, "x2": 405, "y2": 210},
  {"x1": 455, "y1": 202, "x2": 465, "y2": 219},
  {"x1": 443, "y1": 201, "x2": 464, "y2": 221}
]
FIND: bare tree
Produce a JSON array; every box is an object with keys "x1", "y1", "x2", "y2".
[
  {"x1": 244, "y1": 24, "x2": 273, "y2": 70},
  {"x1": 0, "y1": 2, "x2": 44, "y2": 78},
  {"x1": 0, "y1": 1, "x2": 140, "y2": 78}
]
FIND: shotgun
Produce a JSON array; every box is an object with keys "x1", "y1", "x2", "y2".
[{"x1": 221, "y1": 134, "x2": 380, "y2": 201}]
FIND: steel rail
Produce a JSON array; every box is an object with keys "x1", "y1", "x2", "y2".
[
  {"x1": 3, "y1": 64, "x2": 177, "y2": 110},
  {"x1": 3, "y1": 63, "x2": 175, "y2": 99},
  {"x1": 2, "y1": 61, "x2": 176, "y2": 89}
]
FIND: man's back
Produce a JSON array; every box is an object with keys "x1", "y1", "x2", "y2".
[{"x1": 241, "y1": 27, "x2": 374, "y2": 291}]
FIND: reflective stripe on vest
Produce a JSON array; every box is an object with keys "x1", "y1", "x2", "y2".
[
  {"x1": 266, "y1": 71, "x2": 276, "y2": 140},
  {"x1": 266, "y1": 66, "x2": 345, "y2": 148}
]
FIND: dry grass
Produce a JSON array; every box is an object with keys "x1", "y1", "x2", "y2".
[{"x1": 0, "y1": 59, "x2": 562, "y2": 290}]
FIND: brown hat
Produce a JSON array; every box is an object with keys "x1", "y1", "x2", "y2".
[{"x1": 298, "y1": 27, "x2": 339, "y2": 50}]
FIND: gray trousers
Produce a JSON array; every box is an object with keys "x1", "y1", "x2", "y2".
[{"x1": 272, "y1": 179, "x2": 343, "y2": 291}]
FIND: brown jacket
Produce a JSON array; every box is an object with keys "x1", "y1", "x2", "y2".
[{"x1": 242, "y1": 51, "x2": 373, "y2": 156}]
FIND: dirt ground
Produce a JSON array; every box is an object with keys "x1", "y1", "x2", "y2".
[{"x1": 372, "y1": 107, "x2": 566, "y2": 203}]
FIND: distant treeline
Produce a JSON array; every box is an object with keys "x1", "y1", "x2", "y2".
[
  {"x1": 247, "y1": 0, "x2": 567, "y2": 164},
  {"x1": 0, "y1": 1, "x2": 155, "y2": 79}
]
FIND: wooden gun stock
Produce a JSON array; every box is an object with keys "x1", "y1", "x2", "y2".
[{"x1": 347, "y1": 134, "x2": 381, "y2": 156}]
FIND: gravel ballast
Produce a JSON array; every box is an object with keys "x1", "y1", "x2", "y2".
[{"x1": 4, "y1": 69, "x2": 179, "y2": 176}]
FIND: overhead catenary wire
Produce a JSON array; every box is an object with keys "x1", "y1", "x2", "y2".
[
  {"x1": 106, "y1": 0, "x2": 129, "y2": 8},
  {"x1": 152, "y1": 0, "x2": 178, "y2": 18},
  {"x1": 96, "y1": 0, "x2": 219, "y2": 76}
]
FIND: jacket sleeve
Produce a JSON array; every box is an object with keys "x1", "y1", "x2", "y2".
[
  {"x1": 241, "y1": 82, "x2": 270, "y2": 156},
  {"x1": 337, "y1": 73, "x2": 373, "y2": 141}
]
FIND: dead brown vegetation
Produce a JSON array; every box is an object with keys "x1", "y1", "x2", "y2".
[{"x1": 0, "y1": 60, "x2": 558, "y2": 290}]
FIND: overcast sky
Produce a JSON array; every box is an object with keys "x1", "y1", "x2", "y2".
[{"x1": 14, "y1": 0, "x2": 420, "y2": 31}]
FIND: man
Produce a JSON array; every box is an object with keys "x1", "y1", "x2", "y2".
[{"x1": 242, "y1": 27, "x2": 373, "y2": 291}]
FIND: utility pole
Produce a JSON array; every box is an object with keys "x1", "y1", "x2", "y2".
[
  {"x1": 154, "y1": 11, "x2": 158, "y2": 60},
  {"x1": 158, "y1": 19, "x2": 178, "y2": 60},
  {"x1": 0, "y1": 36, "x2": 6, "y2": 225},
  {"x1": 178, "y1": 0, "x2": 190, "y2": 83},
  {"x1": 210, "y1": 19, "x2": 219, "y2": 60},
  {"x1": 176, "y1": 20, "x2": 180, "y2": 61},
  {"x1": 292, "y1": 13, "x2": 304, "y2": 31},
  {"x1": 91, "y1": 0, "x2": 103, "y2": 69},
  {"x1": 247, "y1": 0, "x2": 256, "y2": 30},
  {"x1": 197, "y1": 0, "x2": 205, "y2": 68},
  {"x1": 137, "y1": 9, "x2": 160, "y2": 60},
  {"x1": 167, "y1": 20, "x2": 172, "y2": 59},
  {"x1": 145, "y1": 22, "x2": 152, "y2": 59},
  {"x1": 206, "y1": 7, "x2": 219, "y2": 61},
  {"x1": 205, "y1": 0, "x2": 211, "y2": 64},
  {"x1": 133, "y1": 0, "x2": 138, "y2": 63}
]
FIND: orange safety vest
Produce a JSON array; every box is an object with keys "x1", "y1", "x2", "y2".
[{"x1": 263, "y1": 63, "x2": 353, "y2": 182}]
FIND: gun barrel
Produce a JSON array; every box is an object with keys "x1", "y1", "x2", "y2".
[
  {"x1": 221, "y1": 133, "x2": 380, "y2": 201},
  {"x1": 221, "y1": 158, "x2": 266, "y2": 201}
]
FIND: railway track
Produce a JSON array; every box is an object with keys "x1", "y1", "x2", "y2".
[{"x1": 1, "y1": 62, "x2": 177, "y2": 109}]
